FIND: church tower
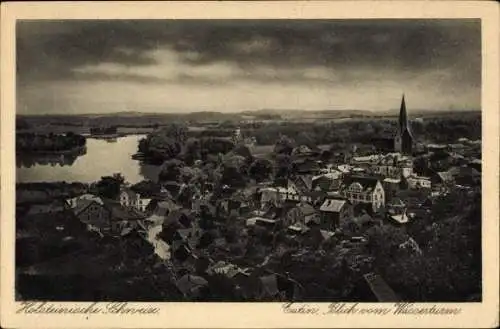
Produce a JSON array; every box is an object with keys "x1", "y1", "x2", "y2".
[{"x1": 394, "y1": 94, "x2": 414, "y2": 154}]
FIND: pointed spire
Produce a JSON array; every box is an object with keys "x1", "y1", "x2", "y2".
[{"x1": 399, "y1": 93, "x2": 408, "y2": 132}]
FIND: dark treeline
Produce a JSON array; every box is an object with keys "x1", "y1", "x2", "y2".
[
  {"x1": 16, "y1": 132, "x2": 86, "y2": 153},
  {"x1": 137, "y1": 125, "x2": 237, "y2": 165},
  {"x1": 244, "y1": 115, "x2": 481, "y2": 146},
  {"x1": 90, "y1": 126, "x2": 118, "y2": 135}
]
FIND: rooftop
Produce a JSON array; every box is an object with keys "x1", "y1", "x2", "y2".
[{"x1": 320, "y1": 199, "x2": 347, "y2": 212}]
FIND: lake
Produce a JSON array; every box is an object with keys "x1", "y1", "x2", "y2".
[{"x1": 16, "y1": 135, "x2": 162, "y2": 184}]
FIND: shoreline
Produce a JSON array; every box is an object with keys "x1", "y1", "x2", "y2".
[{"x1": 16, "y1": 145, "x2": 87, "y2": 156}]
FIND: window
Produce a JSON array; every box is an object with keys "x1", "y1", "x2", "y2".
[{"x1": 349, "y1": 183, "x2": 363, "y2": 193}]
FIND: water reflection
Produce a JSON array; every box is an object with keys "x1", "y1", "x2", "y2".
[
  {"x1": 17, "y1": 148, "x2": 86, "y2": 168},
  {"x1": 16, "y1": 135, "x2": 160, "y2": 184}
]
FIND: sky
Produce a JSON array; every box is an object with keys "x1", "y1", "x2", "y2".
[{"x1": 16, "y1": 19, "x2": 481, "y2": 115}]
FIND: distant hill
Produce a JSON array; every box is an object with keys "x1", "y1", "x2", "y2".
[{"x1": 17, "y1": 108, "x2": 481, "y2": 130}]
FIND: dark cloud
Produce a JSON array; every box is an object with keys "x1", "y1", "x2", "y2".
[{"x1": 17, "y1": 19, "x2": 481, "y2": 87}]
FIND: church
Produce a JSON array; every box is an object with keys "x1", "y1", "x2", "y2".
[
  {"x1": 394, "y1": 95, "x2": 414, "y2": 155},
  {"x1": 371, "y1": 95, "x2": 415, "y2": 154}
]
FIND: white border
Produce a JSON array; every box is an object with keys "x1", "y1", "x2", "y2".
[{"x1": 1, "y1": 1, "x2": 499, "y2": 328}]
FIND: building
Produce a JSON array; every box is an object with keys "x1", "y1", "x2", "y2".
[
  {"x1": 66, "y1": 193, "x2": 103, "y2": 209},
  {"x1": 394, "y1": 95, "x2": 414, "y2": 155},
  {"x1": 382, "y1": 177, "x2": 400, "y2": 201},
  {"x1": 339, "y1": 176, "x2": 385, "y2": 213},
  {"x1": 119, "y1": 187, "x2": 152, "y2": 212},
  {"x1": 284, "y1": 202, "x2": 320, "y2": 227},
  {"x1": 312, "y1": 171, "x2": 342, "y2": 192},
  {"x1": 407, "y1": 175, "x2": 432, "y2": 189},
  {"x1": 351, "y1": 153, "x2": 413, "y2": 179},
  {"x1": 73, "y1": 200, "x2": 112, "y2": 232},
  {"x1": 319, "y1": 198, "x2": 353, "y2": 230}
]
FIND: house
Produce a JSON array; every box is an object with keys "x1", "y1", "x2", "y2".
[
  {"x1": 312, "y1": 172, "x2": 342, "y2": 192},
  {"x1": 66, "y1": 193, "x2": 103, "y2": 209},
  {"x1": 72, "y1": 199, "x2": 146, "y2": 236},
  {"x1": 382, "y1": 177, "x2": 400, "y2": 202},
  {"x1": 339, "y1": 176, "x2": 385, "y2": 213},
  {"x1": 246, "y1": 217, "x2": 277, "y2": 229},
  {"x1": 260, "y1": 186, "x2": 300, "y2": 205},
  {"x1": 407, "y1": 175, "x2": 432, "y2": 190},
  {"x1": 301, "y1": 191, "x2": 327, "y2": 207},
  {"x1": 284, "y1": 202, "x2": 320, "y2": 227},
  {"x1": 119, "y1": 187, "x2": 152, "y2": 212},
  {"x1": 319, "y1": 198, "x2": 353, "y2": 230},
  {"x1": 291, "y1": 144, "x2": 320, "y2": 158},
  {"x1": 432, "y1": 171, "x2": 454, "y2": 187},
  {"x1": 291, "y1": 175, "x2": 313, "y2": 194},
  {"x1": 73, "y1": 200, "x2": 112, "y2": 232},
  {"x1": 105, "y1": 200, "x2": 147, "y2": 235},
  {"x1": 351, "y1": 153, "x2": 413, "y2": 179},
  {"x1": 291, "y1": 158, "x2": 321, "y2": 175}
]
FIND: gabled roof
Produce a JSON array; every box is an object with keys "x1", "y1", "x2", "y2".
[
  {"x1": 341, "y1": 175, "x2": 380, "y2": 192},
  {"x1": 73, "y1": 199, "x2": 102, "y2": 216},
  {"x1": 103, "y1": 200, "x2": 146, "y2": 221},
  {"x1": 436, "y1": 171, "x2": 454, "y2": 182},
  {"x1": 293, "y1": 175, "x2": 313, "y2": 192}
]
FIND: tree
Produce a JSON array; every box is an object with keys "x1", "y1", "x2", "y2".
[
  {"x1": 273, "y1": 135, "x2": 295, "y2": 155},
  {"x1": 295, "y1": 131, "x2": 316, "y2": 150},
  {"x1": 158, "y1": 159, "x2": 184, "y2": 182},
  {"x1": 200, "y1": 137, "x2": 235, "y2": 159},
  {"x1": 249, "y1": 158, "x2": 273, "y2": 182},
  {"x1": 95, "y1": 173, "x2": 125, "y2": 199},
  {"x1": 131, "y1": 180, "x2": 161, "y2": 198},
  {"x1": 182, "y1": 138, "x2": 202, "y2": 165},
  {"x1": 220, "y1": 160, "x2": 247, "y2": 189},
  {"x1": 138, "y1": 124, "x2": 188, "y2": 163},
  {"x1": 274, "y1": 154, "x2": 292, "y2": 183},
  {"x1": 231, "y1": 144, "x2": 253, "y2": 161}
]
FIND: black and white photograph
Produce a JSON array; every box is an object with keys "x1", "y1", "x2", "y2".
[{"x1": 12, "y1": 17, "x2": 486, "y2": 304}]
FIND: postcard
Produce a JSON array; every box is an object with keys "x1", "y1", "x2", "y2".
[{"x1": 1, "y1": 1, "x2": 499, "y2": 328}]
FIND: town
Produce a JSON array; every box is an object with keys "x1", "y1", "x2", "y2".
[{"x1": 15, "y1": 96, "x2": 482, "y2": 302}]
